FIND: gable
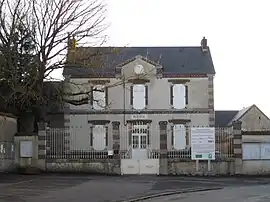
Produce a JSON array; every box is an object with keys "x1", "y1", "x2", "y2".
[
  {"x1": 63, "y1": 46, "x2": 216, "y2": 77},
  {"x1": 227, "y1": 106, "x2": 252, "y2": 126},
  {"x1": 216, "y1": 105, "x2": 270, "y2": 130},
  {"x1": 120, "y1": 57, "x2": 157, "y2": 78},
  {"x1": 238, "y1": 105, "x2": 270, "y2": 130}
]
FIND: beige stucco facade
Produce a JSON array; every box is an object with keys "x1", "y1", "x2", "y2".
[
  {"x1": 65, "y1": 58, "x2": 211, "y2": 112},
  {"x1": 63, "y1": 57, "x2": 214, "y2": 150}
]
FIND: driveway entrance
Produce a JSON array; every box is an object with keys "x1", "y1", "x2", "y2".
[{"x1": 121, "y1": 123, "x2": 159, "y2": 175}]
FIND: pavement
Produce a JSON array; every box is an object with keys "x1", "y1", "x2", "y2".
[{"x1": 0, "y1": 174, "x2": 270, "y2": 202}]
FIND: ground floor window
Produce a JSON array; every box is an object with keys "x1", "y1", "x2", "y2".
[
  {"x1": 90, "y1": 125, "x2": 108, "y2": 150},
  {"x1": 171, "y1": 124, "x2": 188, "y2": 150}
]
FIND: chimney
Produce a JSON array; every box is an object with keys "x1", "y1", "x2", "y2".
[
  {"x1": 201, "y1": 36, "x2": 208, "y2": 52},
  {"x1": 67, "y1": 33, "x2": 77, "y2": 64}
]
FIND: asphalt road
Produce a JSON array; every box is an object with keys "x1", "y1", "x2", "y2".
[
  {"x1": 144, "y1": 185, "x2": 270, "y2": 202},
  {"x1": 0, "y1": 174, "x2": 270, "y2": 202}
]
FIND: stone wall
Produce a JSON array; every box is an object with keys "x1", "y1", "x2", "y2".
[
  {"x1": 167, "y1": 159, "x2": 234, "y2": 176},
  {"x1": 241, "y1": 160, "x2": 270, "y2": 175},
  {"x1": 34, "y1": 120, "x2": 270, "y2": 176},
  {"x1": 46, "y1": 159, "x2": 121, "y2": 174}
]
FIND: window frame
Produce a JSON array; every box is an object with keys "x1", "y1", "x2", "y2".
[
  {"x1": 91, "y1": 85, "x2": 108, "y2": 110},
  {"x1": 90, "y1": 125, "x2": 108, "y2": 150},
  {"x1": 131, "y1": 84, "x2": 148, "y2": 110},
  {"x1": 171, "y1": 124, "x2": 188, "y2": 150},
  {"x1": 170, "y1": 84, "x2": 188, "y2": 109}
]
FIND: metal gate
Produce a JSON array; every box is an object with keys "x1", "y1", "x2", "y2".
[{"x1": 120, "y1": 121, "x2": 159, "y2": 175}]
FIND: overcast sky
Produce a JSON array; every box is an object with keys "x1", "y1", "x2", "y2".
[{"x1": 57, "y1": 0, "x2": 270, "y2": 116}]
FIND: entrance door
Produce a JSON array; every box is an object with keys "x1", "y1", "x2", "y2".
[{"x1": 131, "y1": 124, "x2": 148, "y2": 159}]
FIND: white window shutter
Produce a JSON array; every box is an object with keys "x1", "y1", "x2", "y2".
[
  {"x1": 173, "y1": 84, "x2": 186, "y2": 109},
  {"x1": 92, "y1": 125, "x2": 106, "y2": 150},
  {"x1": 133, "y1": 84, "x2": 145, "y2": 109},
  {"x1": 173, "y1": 124, "x2": 186, "y2": 150},
  {"x1": 93, "y1": 85, "x2": 105, "y2": 109}
]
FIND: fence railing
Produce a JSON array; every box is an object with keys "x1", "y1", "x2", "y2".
[{"x1": 45, "y1": 126, "x2": 234, "y2": 160}]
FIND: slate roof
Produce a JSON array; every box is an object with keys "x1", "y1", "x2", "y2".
[
  {"x1": 227, "y1": 106, "x2": 252, "y2": 126},
  {"x1": 215, "y1": 110, "x2": 239, "y2": 127},
  {"x1": 215, "y1": 104, "x2": 270, "y2": 127},
  {"x1": 63, "y1": 46, "x2": 216, "y2": 77}
]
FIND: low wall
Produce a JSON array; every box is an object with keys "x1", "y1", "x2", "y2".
[
  {"x1": 0, "y1": 159, "x2": 14, "y2": 172},
  {"x1": 242, "y1": 160, "x2": 270, "y2": 175},
  {"x1": 167, "y1": 159, "x2": 235, "y2": 176},
  {"x1": 46, "y1": 159, "x2": 121, "y2": 174}
]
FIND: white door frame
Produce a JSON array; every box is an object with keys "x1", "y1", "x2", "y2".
[
  {"x1": 121, "y1": 122, "x2": 159, "y2": 175},
  {"x1": 131, "y1": 124, "x2": 148, "y2": 159}
]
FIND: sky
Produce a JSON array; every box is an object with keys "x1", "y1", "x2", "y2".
[{"x1": 56, "y1": 0, "x2": 270, "y2": 116}]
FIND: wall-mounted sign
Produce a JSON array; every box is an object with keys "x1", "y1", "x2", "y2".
[
  {"x1": 131, "y1": 114, "x2": 148, "y2": 120},
  {"x1": 20, "y1": 141, "x2": 33, "y2": 158},
  {"x1": 108, "y1": 150, "x2": 113, "y2": 156}
]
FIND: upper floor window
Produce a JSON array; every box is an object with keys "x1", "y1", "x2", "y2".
[
  {"x1": 130, "y1": 84, "x2": 148, "y2": 110},
  {"x1": 170, "y1": 84, "x2": 188, "y2": 109},
  {"x1": 92, "y1": 85, "x2": 108, "y2": 110}
]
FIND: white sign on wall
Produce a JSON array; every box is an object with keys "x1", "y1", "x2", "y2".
[
  {"x1": 191, "y1": 127, "x2": 215, "y2": 160},
  {"x1": 20, "y1": 141, "x2": 33, "y2": 158},
  {"x1": 131, "y1": 114, "x2": 148, "y2": 120}
]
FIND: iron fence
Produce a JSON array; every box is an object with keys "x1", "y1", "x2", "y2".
[{"x1": 45, "y1": 125, "x2": 234, "y2": 160}]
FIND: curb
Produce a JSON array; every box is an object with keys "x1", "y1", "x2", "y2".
[{"x1": 121, "y1": 187, "x2": 223, "y2": 202}]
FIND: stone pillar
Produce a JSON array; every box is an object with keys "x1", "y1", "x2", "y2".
[
  {"x1": 14, "y1": 133, "x2": 39, "y2": 173},
  {"x1": 208, "y1": 75, "x2": 215, "y2": 127},
  {"x1": 112, "y1": 121, "x2": 120, "y2": 155},
  {"x1": 111, "y1": 121, "x2": 121, "y2": 175},
  {"x1": 232, "y1": 121, "x2": 242, "y2": 175},
  {"x1": 37, "y1": 122, "x2": 47, "y2": 171},
  {"x1": 159, "y1": 121, "x2": 168, "y2": 175}
]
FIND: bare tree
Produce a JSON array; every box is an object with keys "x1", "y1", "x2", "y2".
[{"x1": 0, "y1": 0, "x2": 108, "y2": 130}]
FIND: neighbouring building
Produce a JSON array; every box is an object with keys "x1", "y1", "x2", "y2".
[
  {"x1": 215, "y1": 104, "x2": 270, "y2": 131},
  {"x1": 0, "y1": 112, "x2": 16, "y2": 172},
  {"x1": 59, "y1": 37, "x2": 216, "y2": 159}
]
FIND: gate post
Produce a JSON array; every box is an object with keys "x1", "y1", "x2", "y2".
[
  {"x1": 37, "y1": 122, "x2": 47, "y2": 171},
  {"x1": 232, "y1": 121, "x2": 242, "y2": 175},
  {"x1": 112, "y1": 121, "x2": 121, "y2": 174},
  {"x1": 159, "y1": 121, "x2": 168, "y2": 175}
]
